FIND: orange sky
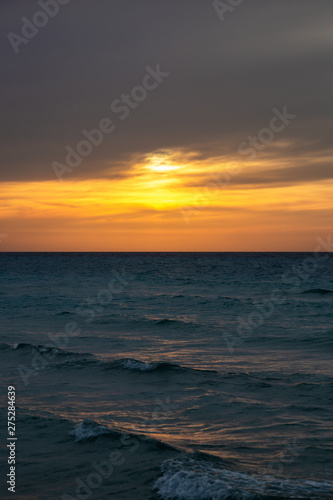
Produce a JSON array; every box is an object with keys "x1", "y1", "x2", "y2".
[{"x1": 1, "y1": 149, "x2": 332, "y2": 251}]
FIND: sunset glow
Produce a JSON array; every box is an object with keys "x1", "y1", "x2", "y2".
[
  {"x1": 1, "y1": 0, "x2": 332, "y2": 252},
  {"x1": 1, "y1": 147, "x2": 332, "y2": 251}
]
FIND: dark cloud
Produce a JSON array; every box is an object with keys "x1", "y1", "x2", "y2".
[{"x1": 1, "y1": 0, "x2": 332, "y2": 182}]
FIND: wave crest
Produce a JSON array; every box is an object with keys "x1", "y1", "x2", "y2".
[
  {"x1": 154, "y1": 457, "x2": 333, "y2": 500},
  {"x1": 9, "y1": 342, "x2": 90, "y2": 358},
  {"x1": 69, "y1": 420, "x2": 120, "y2": 442}
]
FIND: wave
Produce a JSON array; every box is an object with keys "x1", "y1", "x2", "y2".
[
  {"x1": 149, "y1": 316, "x2": 198, "y2": 327},
  {"x1": 103, "y1": 358, "x2": 202, "y2": 374},
  {"x1": 7, "y1": 342, "x2": 91, "y2": 358},
  {"x1": 69, "y1": 419, "x2": 122, "y2": 442},
  {"x1": 89, "y1": 357, "x2": 217, "y2": 375},
  {"x1": 69, "y1": 419, "x2": 178, "y2": 452},
  {"x1": 154, "y1": 456, "x2": 333, "y2": 500},
  {"x1": 215, "y1": 296, "x2": 242, "y2": 303},
  {"x1": 49, "y1": 356, "x2": 184, "y2": 373},
  {"x1": 14, "y1": 412, "x2": 119, "y2": 442},
  {"x1": 126, "y1": 314, "x2": 199, "y2": 328},
  {"x1": 11, "y1": 411, "x2": 333, "y2": 498},
  {"x1": 301, "y1": 288, "x2": 333, "y2": 296},
  {"x1": 156, "y1": 318, "x2": 180, "y2": 325},
  {"x1": 0, "y1": 341, "x2": 215, "y2": 375},
  {"x1": 19, "y1": 347, "x2": 191, "y2": 374},
  {"x1": 115, "y1": 358, "x2": 173, "y2": 372}
]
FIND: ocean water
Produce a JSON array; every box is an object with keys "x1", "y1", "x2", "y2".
[{"x1": 0, "y1": 252, "x2": 332, "y2": 500}]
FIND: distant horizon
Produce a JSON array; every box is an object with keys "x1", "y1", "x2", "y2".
[{"x1": 0, "y1": 250, "x2": 331, "y2": 254}]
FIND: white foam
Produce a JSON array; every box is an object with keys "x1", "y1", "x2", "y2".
[
  {"x1": 120, "y1": 359, "x2": 158, "y2": 372},
  {"x1": 154, "y1": 457, "x2": 333, "y2": 500},
  {"x1": 69, "y1": 420, "x2": 111, "y2": 442},
  {"x1": 37, "y1": 346, "x2": 48, "y2": 352},
  {"x1": 11, "y1": 343, "x2": 19, "y2": 350}
]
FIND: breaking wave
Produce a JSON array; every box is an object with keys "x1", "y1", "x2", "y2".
[{"x1": 154, "y1": 456, "x2": 333, "y2": 500}]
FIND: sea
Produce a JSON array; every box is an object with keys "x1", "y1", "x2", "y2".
[{"x1": 0, "y1": 252, "x2": 332, "y2": 500}]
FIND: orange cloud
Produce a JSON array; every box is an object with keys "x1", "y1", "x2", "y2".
[{"x1": 1, "y1": 150, "x2": 332, "y2": 251}]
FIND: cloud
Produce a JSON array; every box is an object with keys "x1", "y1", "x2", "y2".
[{"x1": 0, "y1": 0, "x2": 332, "y2": 185}]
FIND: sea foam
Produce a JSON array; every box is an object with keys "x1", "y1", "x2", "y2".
[
  {"x1": 154, "y1": 457, "x2": 333, "y2": 500},
  {"x1": 69, "y1": 420, "x2": 112, "y2": 442}
]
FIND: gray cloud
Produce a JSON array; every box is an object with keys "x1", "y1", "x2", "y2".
[{"x1": 0, "y1": 0, "x2": 332, "y2": 182}]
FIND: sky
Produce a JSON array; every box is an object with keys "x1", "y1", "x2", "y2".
[{"x1": 0, "y1": 0, "x2": 332, "y2": 251}]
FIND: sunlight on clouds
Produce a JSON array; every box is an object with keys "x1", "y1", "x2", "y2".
[
  {"x1": 0, "y1": 148, "x2": 332, "y2": 251},
  {"x1": 143, "y1": 151, "x2": 184, "y2": 173}
]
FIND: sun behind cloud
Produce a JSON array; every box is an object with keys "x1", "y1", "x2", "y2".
[
  {"x1": 142, "y1": 150, "x2": 188, "y2": 173},
  {"x1": 0, "y1": 146, "x2": 332, "y2": 251}
]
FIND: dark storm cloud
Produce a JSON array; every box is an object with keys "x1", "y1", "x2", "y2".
[{"x1": 0, "y1": 0, "x2": 332, "y2": 182}]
